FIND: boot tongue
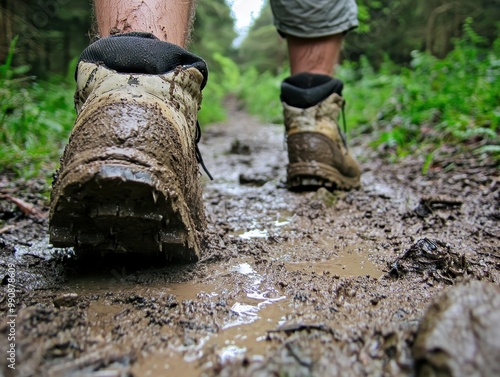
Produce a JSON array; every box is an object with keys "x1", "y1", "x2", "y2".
[
  {"x1": 281, "y1": 73, "x2": 343, "y2": 109},
  {"x1": 77, "y1": 32, "x2": 208, "y2": 89}
]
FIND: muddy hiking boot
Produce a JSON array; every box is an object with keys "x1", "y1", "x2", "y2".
[
  {"x1": 281, "y1": 73, "x2": 361, "y2": 190},
  {"x1": 49, "y1": 32, "x2": 209, "y2": 261}
]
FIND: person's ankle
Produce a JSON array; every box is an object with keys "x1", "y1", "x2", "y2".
[{"x1": 280, "y1": 72, "x2": 343, "y2": 109}]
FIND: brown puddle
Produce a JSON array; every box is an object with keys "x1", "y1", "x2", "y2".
[
  {"x1": 64, "y1": 239, "x2": 381, "y2": 377},
  {"x1": 284, "y1": 249, "x2": 383, "y2": 278},
  {"x1": 68, "y1": 274, "x2": 218, "y2": 303},
  {"x1": 228, "y1": 210, "x2": 295, "y2": 240},
  {"x1": 126, "y1": 260, "x2": 289, "y2": 377},
  {"x1": 129, "y1": 248, "x2": 382, "y2": 376},
  {"x1": 131, "y1": 300, "x2": 289, "y2": 377},
  {"x1": 273, "y1": 236, "x2": 384, "y2": 278},
  {"x1": 131, "y1": 350, "x2": 204, "y2": 377},
  {"x1": 131, "y1": 293, "x2": 289, "y2": 377}
]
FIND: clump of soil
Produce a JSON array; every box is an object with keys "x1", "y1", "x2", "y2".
[{"x1": 387, "y1": 238, "x2": 468, "y2": 284}]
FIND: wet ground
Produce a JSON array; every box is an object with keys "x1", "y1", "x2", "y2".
[{"x1": 0, "y1": 105, "x2": 499, "y2": 377}]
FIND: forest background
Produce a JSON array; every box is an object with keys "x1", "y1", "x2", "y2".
[{"x1": 0, "y1": 0, "x2": 499, "y2": 182}]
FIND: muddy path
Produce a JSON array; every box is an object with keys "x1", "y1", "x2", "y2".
[{"x1": 1, "y1": 104, "x2": 499, "y2": 377}]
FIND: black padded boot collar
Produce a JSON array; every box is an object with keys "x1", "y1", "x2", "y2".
[
  {"x1": 281, "y1": 73, "x2": 343, "y2": 109},
  {"x1": 78, "y1": 32, "x2": 208, "y2": 88}
]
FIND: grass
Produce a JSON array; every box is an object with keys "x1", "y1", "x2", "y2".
[
  {"x1": 237, "y1": 67, "x2": 286, "y2": 124},
  {"x1": 365, "y1": 20, "x2": 499, "y2": 159},
  {"x1": 198, "y1": 53, "x2": 241, "y2": 125},
  {"x1": 0, "y1": 80, "x2": 75, "y2": 180},
  {"x1": 0, "y1": 38, "x2": 75, "y2": 181}
]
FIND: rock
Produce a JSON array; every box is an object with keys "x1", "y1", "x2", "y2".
[
  {"x1": 413, "y1": 280, "x2": 500, "y2": 377},
  {"x1": 239, "y1": 172, "x2": 270, "y2": 186},
  {"x1": 229, "y1": 139, "x2": 251, "y2": 155},
  {"x1": 311, "y1": 187, "x2": 341, "y2": 208},
  {"x1": 53, "y1": 293, "x2": 79, "y2": 308}
]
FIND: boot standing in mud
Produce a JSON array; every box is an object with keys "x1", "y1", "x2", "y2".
[
  {"x1": 49, "y1": 0, "x2": 361, "y2": 259},
  {"x1": 49, "y1": 2, "x2": 208, "y2": 260},
  {"x1": 271, "y1": 0, "x2": 362, "y2": 190}
]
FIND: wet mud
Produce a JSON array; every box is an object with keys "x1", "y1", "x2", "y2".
[{"x1": 1, "y1": 104, "x2": 499, "y2": 376}]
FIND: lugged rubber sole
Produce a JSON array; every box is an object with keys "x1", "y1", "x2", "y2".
[
  {"x1": 287, "y1": 161, "x2": 361, "y2": 191},
  {"x1": 49, "y1": 162, "x2": 199, "y2": 262}
]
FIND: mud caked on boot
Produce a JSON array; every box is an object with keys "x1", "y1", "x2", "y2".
[
  {"x1": 281, "y1": 73, "x2": 361, "y2": 190},
  {"x1": 49, "y1": 32, "x2": 209, "y2": 261}
]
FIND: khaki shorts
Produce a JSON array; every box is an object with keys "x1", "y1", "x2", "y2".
[{"x1": 270, "y1": 0, "x2": 358, "y2": 38}]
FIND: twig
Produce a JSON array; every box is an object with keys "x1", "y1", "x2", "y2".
[
  {"x1": 0, "y1": 225, "x2": 15, "y2": 234},
  {"x1": 268, "y1": 323, "x2": 331, "y2": 334},
  {"x1": 421, "y1": 195, "x2": 463, "y2": 207},
  {"x1": 476, "y1": 251, "x2": 500, "y2": 260},
  {"x1": 0, "y1": 194, "x2": 47, "y2": 219}
]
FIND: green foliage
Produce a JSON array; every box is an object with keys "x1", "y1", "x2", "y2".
[
  {"x1": 237, "y1": 68, "x2": 287, "y2": 124},
  {"x1": 190, "y1": 0, "x2": 239, "y2": 125},
  {"x1": 338, "y1": 56, "x2": 398, "y2": 131},
  {"x1": 237, "y1": 2, "x2": 288, "y2": 74},
  {"x1": 0, "y1": 39, "x2": 74, "y2": 178},
  {"x1": 199, "y1": 53, "x2": 241, "y2": 125},
  {"x1": 190, "y1": 0, "x2": 238, "y2": 73},
  {"x1": 357, "y1": 19, "x2": 499, "y2": 159}
]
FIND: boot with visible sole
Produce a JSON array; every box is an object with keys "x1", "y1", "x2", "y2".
[
  {"x1": 49, "y1": 32, "x2": 209, "y2": 261},
  {"x1": 281, "y1": 73, "x2": 361, "y2": 191}
]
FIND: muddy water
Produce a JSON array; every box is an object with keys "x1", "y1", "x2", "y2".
[
  {"x1": 127, "y1": 262, "x2": 290, "y2": 377},
  {"x1": 284, "y1": 249, "x2": 382, "y2": 278},
  {"x1": 67, "y1": 245, "x2": 381, "y2": 377},
  {"x1": 1, "y1": 104, "x2": 499, "y2": 376}
]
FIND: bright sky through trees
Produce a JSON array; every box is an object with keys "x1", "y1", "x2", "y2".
[{"x1": 229, "y1": 0, "x2": 265, "y2": 45}]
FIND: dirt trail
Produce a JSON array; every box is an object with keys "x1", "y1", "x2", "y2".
[{"x1": 0, "y1": 105, "x2": 499, "y2": 377}]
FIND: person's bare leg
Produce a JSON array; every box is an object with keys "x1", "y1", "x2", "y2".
[
  {"x1": 287, "y1": 33, "x2": 343, "y2": 76},
  {"x1": 94, "y1": 0, "x2": 195, "y2": 46}
]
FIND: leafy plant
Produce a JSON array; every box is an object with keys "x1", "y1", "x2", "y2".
[
  {"x1": 0, "y1": 38, "x2": 75, "y2": 179},
  {"x1": 199, "y1": 52, "x2": 242, "y2": 125},
  {"x1": 406, "y1": 20, "x2": 495, "y2": 153},
  {"x1": 237, "y1": 67, "x2": 287, "y2": 124}
]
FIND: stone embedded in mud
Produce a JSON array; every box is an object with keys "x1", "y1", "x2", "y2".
[
  {"x1": 387, "y1": 238, "x2": 467, "y2": 284},
  {"x1": 413, "y1": 280, "x2": 500, "y2": 377},
  {"x1": 229, "y1": 139, "x2": 251, "y2": 155},
  {"x1": 53, "y1": 293, "x2": 79, "y2": 308},
  {"x1": 239, "y1": 172, "x2": 271, "y2": 186},
  {"x1": 413, "y1": 195, "x2": 463, "y2": 218},
  {"x1": 311, "y1": 187, "x2": 340, "y2": 208}
]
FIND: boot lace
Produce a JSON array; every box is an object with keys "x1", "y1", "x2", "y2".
[
  {"x1": 340, "y1": 102, "x2": 349, "y2": 148},
  {"x1": 195, "y1": 121, "x2": 213, "y2": 180}
]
